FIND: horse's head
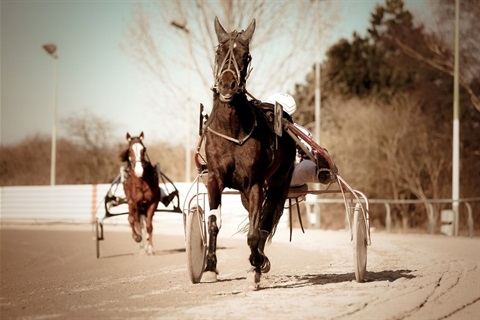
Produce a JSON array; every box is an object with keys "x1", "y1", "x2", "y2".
[
  {"x1": 122, "y1": 131, "x2": 147, "y2": 178},
  {"x1": 213, "y1": 17, "x2": 255, "y2": 102}
]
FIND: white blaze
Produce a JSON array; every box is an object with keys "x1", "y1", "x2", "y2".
[{"x1": 131, "y1": 142, "x2": 144, "y2": 177}]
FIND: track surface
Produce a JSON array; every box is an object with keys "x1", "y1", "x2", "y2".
[{"x1": 1, "y1": 220, "x2": 479, "y2": 319}]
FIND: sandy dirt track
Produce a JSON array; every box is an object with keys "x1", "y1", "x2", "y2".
[{"x1": 1, "y1": 220, "x2": 479, "y2": 320}]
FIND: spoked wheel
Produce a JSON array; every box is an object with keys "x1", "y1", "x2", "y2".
[
  {"x1": 186, "y1": 205, "x2": 206, "y2": 284},
  {"x1": 352, "y1": 203, "x2": 367, "y2": 282}
]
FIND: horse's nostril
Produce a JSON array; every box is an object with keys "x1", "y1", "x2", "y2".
[{"x1": 231, "y1": 82, "x2": 236, "y2": 90}]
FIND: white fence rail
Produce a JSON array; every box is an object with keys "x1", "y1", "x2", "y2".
[
  {"x1": 304, "y1": 196, "x2": 479, "y2": 237},
  {"x1": 1, "y1": 185, "x2": 104, "y2": 222},
  {"x1": 1, "y1": 184, "x2": 478, "y2": 236},
  {"x1": 0, "y1": 183, "x2": 250, "y2": 225}
]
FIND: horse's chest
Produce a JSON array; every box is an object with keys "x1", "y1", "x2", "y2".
[
  {"x1": 127, "y1": 180, "x2": 155, "y2": 202},
  {"x1": 207, "y1": 139, "x2": 261, "y2": 165}
]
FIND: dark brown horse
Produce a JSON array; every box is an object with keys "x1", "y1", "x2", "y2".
[
  {"x1": 203, "y1": 17, "x2": 296, "y2": 286},
  {"x1": 120, "y1": 132, "x2": 160, "y2": 255}
]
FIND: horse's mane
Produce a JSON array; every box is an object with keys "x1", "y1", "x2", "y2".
[{"x1": 119, "y1": 148, "x2": 129, "y2": 163}]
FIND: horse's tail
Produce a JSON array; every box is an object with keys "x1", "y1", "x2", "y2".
[{"x1": 264, "y1": 179, "x2": 291, "y2": 241}]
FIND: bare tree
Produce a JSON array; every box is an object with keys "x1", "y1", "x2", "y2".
[
  {"x1": 322, "y1": 94, "x2": 451, "y2": 230},
  {"x1": 62, "y1": 109, "x2": 116, "y2": 151},
  {"x1": 121, "y1": 0, "x2": 338, "y2": 141},
  {"x1": 396, "y1": 0, "x2": 480, "y2": 112},
  {"x1": 376, "y1": 96, "x2": 450, "y2": 229},
  {"x1": 61, "y1": 110, "x2": 122, "y2": 183}
]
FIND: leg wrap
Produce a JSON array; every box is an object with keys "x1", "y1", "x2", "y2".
[{"x1": 208, "y1": 205, "x2": 222, "y2": 230}]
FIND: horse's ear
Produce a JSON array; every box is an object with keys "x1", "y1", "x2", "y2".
[
  {"x1": 126, "y1": 132, "x2": 132, "y2": 141},
  {"x1": 139, "y1": 131, "x2": 144, "y2": 140},
  {"x1": 240, "y1": 19, "x2": 256, "y2": 44},
  {"x1": 214, "y1": 16, "x2": 228, "y2": 43}
]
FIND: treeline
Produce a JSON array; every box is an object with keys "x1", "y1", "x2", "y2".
[
  {"x1": 291, "y1": 0, "x2": 479, "y2": 232},
  {"x1": 0, "y1": 112, "x2": 189, "y2": 186}
]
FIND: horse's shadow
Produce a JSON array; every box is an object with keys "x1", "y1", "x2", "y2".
[
  {"x1": 155, "y1": 247, "x2": 186, "y2": 256},
  {"x1": 99, "y1": 247, "x2": 186, "y2": 259},
  {"x1": 100, "y1": 252, "x2": 135, "y2": 259},
  {"x1": 257, "y1": 269, "x2": 416, "y2": 290},
  {"x1": 99, "y1": 245, "x2": 232, "y2": 259}
]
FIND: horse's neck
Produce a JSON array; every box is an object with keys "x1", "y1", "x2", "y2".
[
  {"x1": 126, "y1": 162, "x2": 155, "y2": 183},
  {"x1": 211, "y1": 95, "x2": 252, "y2": 134}
]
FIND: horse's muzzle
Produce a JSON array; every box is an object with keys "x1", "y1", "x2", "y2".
[
  {"x1": 133, "y1": 161, "x2": 144, "y2": 178},
  {"x1": 217, "y1": 70, "x2": 238, "y2": 102}
]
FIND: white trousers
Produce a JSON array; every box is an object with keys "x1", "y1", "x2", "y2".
[{"x1": 290, "y1": 160, "x2": 318, "y2": 187}]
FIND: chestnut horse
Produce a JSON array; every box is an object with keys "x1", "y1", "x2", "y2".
[
  {"x1": 120, "y1": 132, "x2": 160, "y2": 255},
  {"x1": 203, "y1": 17, "x2": 296, "y2": 286}
]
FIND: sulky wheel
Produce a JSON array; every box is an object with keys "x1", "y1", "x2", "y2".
[
  {"x1": 352, "y1": 203, "x2": 367, "y2": 282},
  {"x1": 95, "y1": 218, "x2": 104, "y2": 259},
  {"x1": 186, "y1": 205, "x2": 207, "y2": 284}
]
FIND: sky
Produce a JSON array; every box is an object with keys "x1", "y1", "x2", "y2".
[{"x1": 0, "y1": 0, "x2": 433, "y2": 147}]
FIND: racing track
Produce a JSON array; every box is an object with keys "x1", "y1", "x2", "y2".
[{"x1": 1, "y1": 219, "x2": 479, "y2": 319}]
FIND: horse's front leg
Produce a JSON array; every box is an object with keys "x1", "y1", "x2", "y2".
[
  {"x1": 203, "y1": 174, "x2": 223, "y2": 282},
  {"x1": 145, "y1": 202, "x2": 156, "y2": 255},
  {"x1": 246, "y1": 184, "x2": 268, "y2": 287},
  {"x1": 128, "y1": 203, "x2": 142, "y2": 243}
]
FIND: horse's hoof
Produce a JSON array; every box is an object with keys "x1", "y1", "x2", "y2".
[
  {"x1": 147, "y1": 245, "x2": 155, "y2": 255},
  {"x1": 254, "y1": 271, "x2": 261, "y2": 285},
  {"x1": 247, "y1": 269, "x2": 261, "y2": 290},
  {"x1": 133, "y1": 234, "x2": 142, "y2": 243},
  {"x1": 201, "y1": 271, "x2": 218, "y2": 283}
]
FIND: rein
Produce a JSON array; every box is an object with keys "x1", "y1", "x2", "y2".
[
  {"x1": 207, "y1": 118, "x2": 256, "y2": 146},
  {"x1": 206, "y1": 97, "x2": 257, "y2": 145}
]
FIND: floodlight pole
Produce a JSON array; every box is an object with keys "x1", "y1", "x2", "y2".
[
  {"x1": 171, "y1": 20, "x2": 192, "y2": 182},
  {"x1": 43, "y1": 44, "x2": 58, "y2": 186},
  {"x1": 314, "y1": 2, "x2": 321, "y2": 145},
  {"x1": 452, "y1": 0, "x2": 460, "y2": 236},
  {"x1": 314, "y1": 0, "x2": 322, "y2": 229}
]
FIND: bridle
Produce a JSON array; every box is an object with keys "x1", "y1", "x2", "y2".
[
  {"x1": 127, "y1": 138, "x2": 150, "y2": 172},
  {"x1": 207, "y1": 28, "x2": 256, "y2": 145},
  {"x1": 212, "y1": 31, "x2": 252, "y2": 97}
]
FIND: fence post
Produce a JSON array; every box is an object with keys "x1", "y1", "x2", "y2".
[
  {"x1": 465, "y1": 202, "x2": 474, "y2": 237},
  {"x1": 384, "y1": 203, "x2": 391, "y2": 232},
  {"x1": 91, "y1": 184, "x2": 97, "y2": 223},
  {"x1": 427, "y1": 203, "x2": 435, "y2": 234}
]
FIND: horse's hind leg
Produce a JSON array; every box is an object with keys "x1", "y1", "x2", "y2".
[
  {"x1": 248, "y1": 182, "x2": 289, "y2": 287},
  {"x1": 246, "y1": 184, "x2": 267, "y2": 287},
  {"x1": 145, "y1": 203, "x2": 156, "y2": 255},
  {"x1": 256, "y1": 182, "x2": 291, "y2": 272}
]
